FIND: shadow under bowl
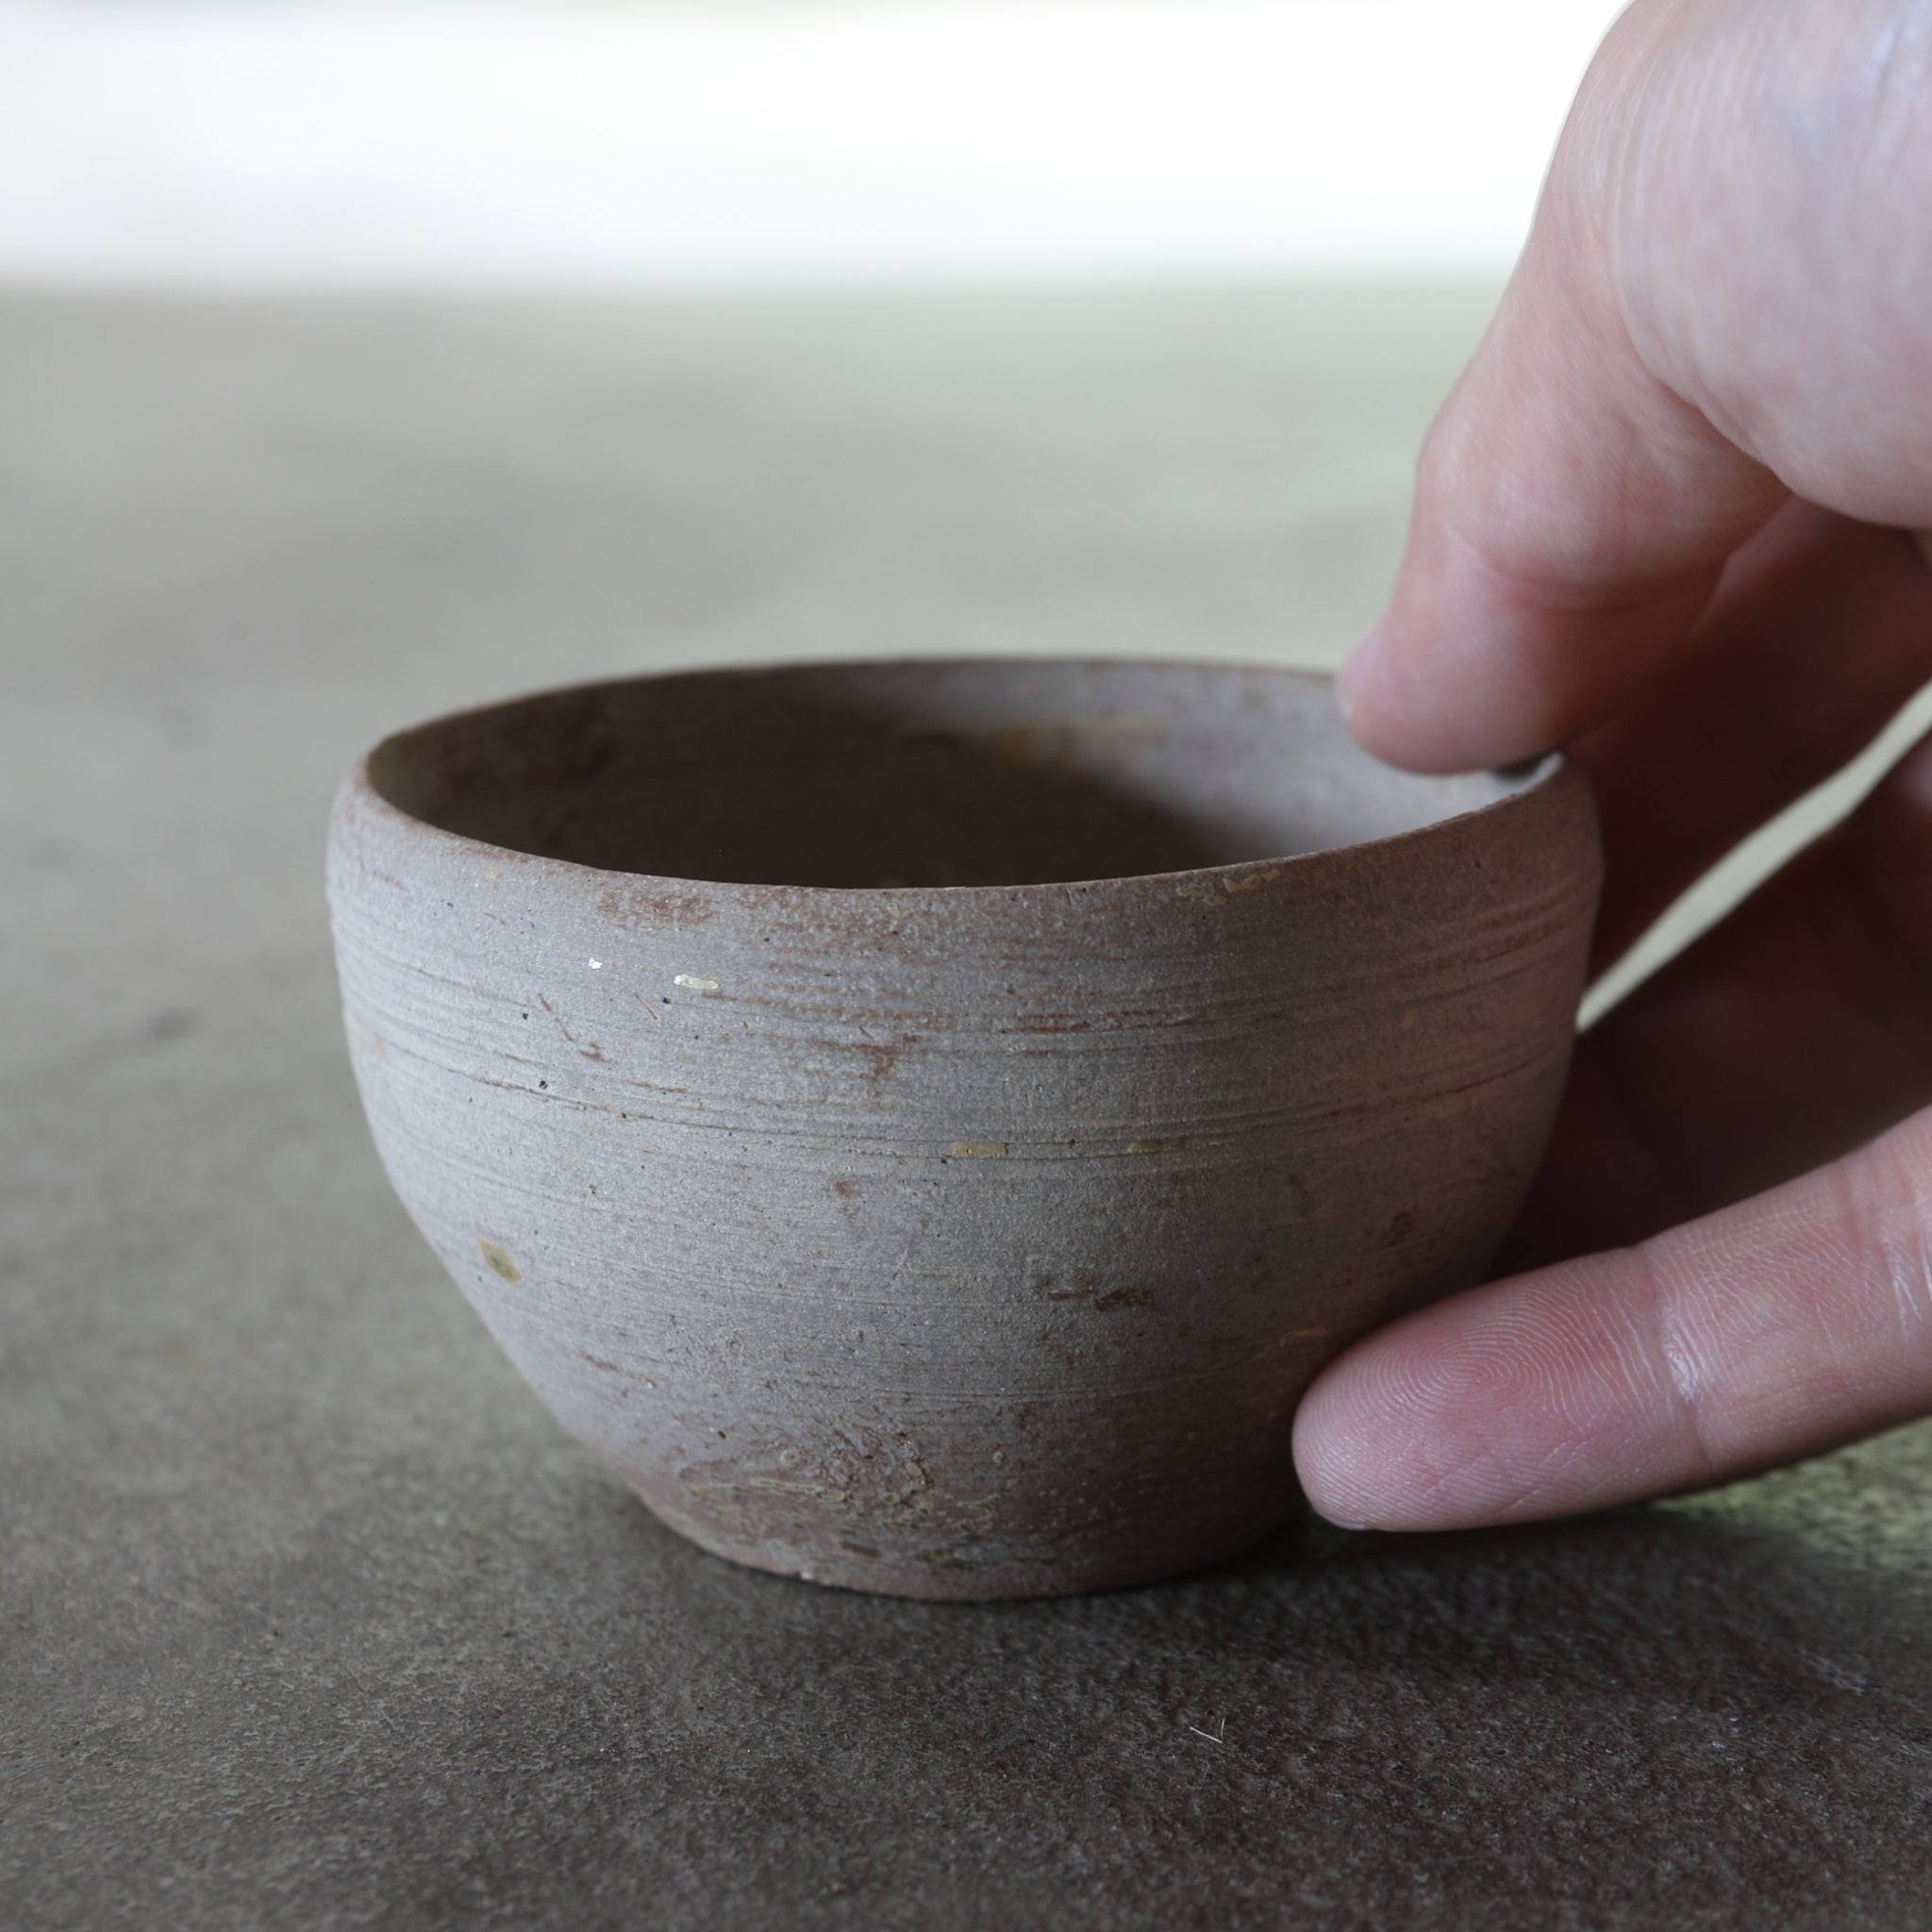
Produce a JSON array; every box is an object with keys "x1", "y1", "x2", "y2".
[{"x1": 327, "y1": 658, "x2": 1602, "y2": 1598}]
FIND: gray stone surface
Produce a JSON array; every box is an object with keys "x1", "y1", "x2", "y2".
[{"x1": 3, "y1": 290, "x2": 1928, "y2": 1930}]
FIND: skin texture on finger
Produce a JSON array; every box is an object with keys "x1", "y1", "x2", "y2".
[
  {"x1": 1341, "y1": 0, "x2": 1932, "y2": 775},
  {"x1": 1292, "y1": 1103, "x2": 1932, "y2": 1533},
  {"x1": 1507, "y1": 723, "x2": 1932, "y2": 1269},
  {"x1": 1574, "y1": 502, "x2": 1932, "y2": 972},
  {"x1": 1622, "y1": 0, "x2": 1932, "y2": 523}
]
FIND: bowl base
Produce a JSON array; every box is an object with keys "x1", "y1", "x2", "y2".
[{"x1": 631, "y1": 1486, "x2": 1310, "y2": 1602}]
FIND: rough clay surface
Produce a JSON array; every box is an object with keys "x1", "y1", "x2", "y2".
[
  {"x1": 331, "y1": 660, "x2": 1597, "y2": 1597},
  {"x1": 5, "y1": 291, "x2": 1929, "y2": 1928}
]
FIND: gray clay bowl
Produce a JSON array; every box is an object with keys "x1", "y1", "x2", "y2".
[{"x1": 327, "y1": 658, "x2": 1601, "y2": 1599}]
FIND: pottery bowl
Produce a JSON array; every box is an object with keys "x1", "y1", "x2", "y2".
[{"x1": 327, "y1": 658, "x2": 1600, "y2": 1599}]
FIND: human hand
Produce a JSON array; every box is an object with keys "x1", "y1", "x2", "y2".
[{"x1": 1292, "y1": 0, "x2": 1932, "y2": 1529}]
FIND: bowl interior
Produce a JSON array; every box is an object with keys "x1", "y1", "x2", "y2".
[{"x1": 367, "y1": 660, "x2": 1537, "y2": 890}]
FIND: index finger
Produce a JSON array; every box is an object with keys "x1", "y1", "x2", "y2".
[{"x1": 1339, "y1": 0, "x2": 1787, "y2": 774}]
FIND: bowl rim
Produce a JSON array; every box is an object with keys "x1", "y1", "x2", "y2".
[{"x1": 338, "y1": 655, "x2": 1579, "y2": 906}]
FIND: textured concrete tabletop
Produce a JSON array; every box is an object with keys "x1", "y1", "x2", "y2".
[{"x1": 4, "y1": 291, "x2": 1928, "y2": 1931}]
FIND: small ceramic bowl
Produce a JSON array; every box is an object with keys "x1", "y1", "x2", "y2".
[{"x1": 328, "y1": 658, "x2": 1599, "y2": 1598}]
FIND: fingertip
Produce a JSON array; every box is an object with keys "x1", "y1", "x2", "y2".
[
  {"x1": 1342, "y1": 548, "x2": 1728, "y2": 776},
  {"x1": 1293, "y1": 1273, "x2": 1625, "y2": 1532},
  {"x1": 1334, "y1": 524, "x2": 1577, "y2": 775},
  {"x1": 1334, "y1": 635, "x2": 1527, "y2": 778},
  {"x1": 1334, "y1": 615, "x2": 1384, "y2": 724},
  {"x1": 1291, "y1": 1340, "x2": 1437, "y2": 1532},
  {"x1": 1295, "y1": 1241, "x2": 1740, "y2": 1535},
  {"x1": 1291, "y1": 1329, "x2": 1505, "y2": 1533},
  {"x1": 1334, "y1": 609, "x2": 1484, "y2": 775}
]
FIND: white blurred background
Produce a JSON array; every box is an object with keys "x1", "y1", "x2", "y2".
[{"x1": 0, "y1": 0, "x2": 1626, "y2": 289}]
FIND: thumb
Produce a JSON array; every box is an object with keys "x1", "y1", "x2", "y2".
[{"x1": 1291, "y1": 1103, "x2": 1932, "y2": 1530}]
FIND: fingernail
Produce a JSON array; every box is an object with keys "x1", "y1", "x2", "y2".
[{"x1": 1336, "y1": 615, "x2": 1388, "y2": 722}]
